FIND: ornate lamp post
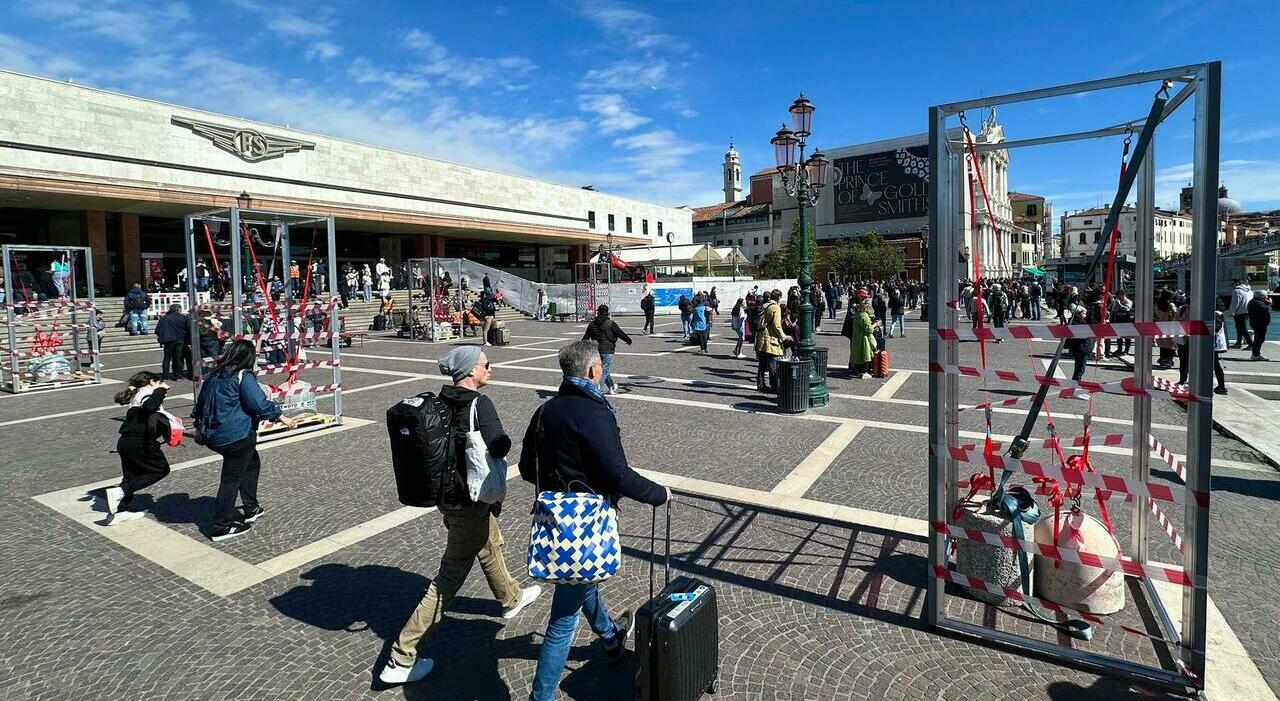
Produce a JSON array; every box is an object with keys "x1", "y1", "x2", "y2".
[{"x1": 771, "y1": 93, "x2": 832, "y2": 407}]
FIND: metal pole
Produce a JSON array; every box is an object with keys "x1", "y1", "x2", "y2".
[
  {"x1": 926, "y1": 105, "x2": 951, "y2": 627},
  {"x1": 229, "y1": 208, "x2": 244, "y2": 335},
  {"x1": 2, "y1": 246, "x2": 17, "y2": 392},
  {"x1": 327, "y1": 216, "x2": 343, "y2": 424},
  {"x1": 81, "y1": 247, "x2": 99, "y2": 381},
  {"x1": 795, "y1": 150, "x2": 827, "y2": 408},
  {"x1": 184, "y1": 216, "x2": 201, "y2": 388},
  {"x1": 1182, "y1": 60, "x2": 1219, "y2": 688},
  {"x1": 1131, "y1": 142, "x2": 1155, "y2": 564}
]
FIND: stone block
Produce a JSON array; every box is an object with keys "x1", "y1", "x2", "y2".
[
  {"x1": 1032, "y1": 508, "x2": 1126, "y2": 615},
  {"x1": 954, "y1": 502, "x2": 1029, "y2": 604}
]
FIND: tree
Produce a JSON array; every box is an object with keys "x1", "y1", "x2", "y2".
[
  {"x1": 761, "y1": 219, "x2": 820, "y2": 279},
  {"x1": 825, "y1": 231, "x2": 906, "y2": 281}
]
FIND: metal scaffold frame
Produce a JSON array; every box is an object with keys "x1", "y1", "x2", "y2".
[
  {"x1": 927, "y1": 62, "x2": 1218, "y2": 692},
  {"x1": 184, "y1": 207, "x2": 343, "y2": 441},
  {"x1": 574, "y1": 261, "x2": 610, "y2": 321},
  {"x1": 405, "y1": 257, "x2": 464, "y2": 341},
  {"x1": 1, "y1": 244, "x2": 101, "y2": 393}
]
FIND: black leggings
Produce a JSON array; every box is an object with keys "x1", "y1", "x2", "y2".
[
  {"x1": 116, "y1": 436, "x2": 171, "y2": 510},
  {"x1": 1177, "y1": 346, "x2": 1226, "y2": 388}
]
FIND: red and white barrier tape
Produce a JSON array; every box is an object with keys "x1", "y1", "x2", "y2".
[
  {"x1": 933, "y1": 521, "x2": 1200, "y2": 588},
  {"x1": 937, "y1": 320, "x2": 1209, "y2": 342},
  {"x1": 254, "y1": 359, "x2": 338, "y2": 376},
  {"x1": 195, "y1": 299, "x2": 342, "y2": 314},
  {"x1": 930, "y1": 362, "x2": 1208, "y2": 403},
  {"x1": 1147, "y1": 433, "x2": 1189, "y2": 484},
  {"x1": 1145, "y1": 497, "x2": 1185, "y2": 554},
  {"x1": 233, "y1": 331, "x2": 339, "y2": 342},
  {"x1": 264, "y1": 382, "x2": 342, "y2": 398},
  {"x1": 959, "y1": 388, "x2": 1078, "y2": 413},
  {"x1": 1, "y1": 299, "x2": 95, "y2": 312},
  {"x1": 940, "y1": 444, "x2": 1207, "y2": 507},
  {"x1": 960, "y1": 432, "x2": 1134, "y2": 453},
  {"x1": 933, "y1": 565, "x2": 1197, "y2": 656},
  {"x1": 2, "y1": 348, "x2": 99, "y2": 360}
]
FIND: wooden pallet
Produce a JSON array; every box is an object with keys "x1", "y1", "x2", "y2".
[{"x1": 257, "y1": 412, "x2": 336, "y2": 440}]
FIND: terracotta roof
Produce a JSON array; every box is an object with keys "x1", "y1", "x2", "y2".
[
  {"x1": 750, "y1": 166, "x2": 778, "y2": 179},
  {"x1": 691, "y1": 200, "x2": 773, "y2": 223},
  {"x1": 1008, "y1": 191, "x2": 1042, "y2": 202}
]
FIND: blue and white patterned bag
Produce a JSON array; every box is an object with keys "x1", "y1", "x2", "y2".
[{"x1": 527, "y1": 490, "x2": 621, "y2": 584}]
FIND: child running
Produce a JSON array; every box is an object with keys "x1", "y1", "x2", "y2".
[{"x1": 101, "y1": 371, "x2": 181, "y2": 524}]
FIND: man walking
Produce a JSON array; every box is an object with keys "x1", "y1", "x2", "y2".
[
  {"x1": 155, "y1": 304, "x2": 189, "y2": 380},
  {"x1": 519, "y1": 340, "x2": 670, "y2": 701},
  {"x1": 480, "y1": 289, "x2": 499, "y2": 345},
  {"x1": 1229, "y1": 278, "x2": 1253, "y2": 349},
  {"x1": 124, "y1": 283, "x2": 150, "y2": 336},
  {"x1": 1248, "y1": 290, "x2": 1271, "y2": 361},
  {"x1": 380, "y1": 346, "x2": 542, "y2": 686},
  {"x1": 583, "y1": 304, "x2": 632, "y2": 393}
]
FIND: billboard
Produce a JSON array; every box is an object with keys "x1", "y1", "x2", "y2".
[{"x1": 833, "y1": 146, "x2": 929, "y2": 224}]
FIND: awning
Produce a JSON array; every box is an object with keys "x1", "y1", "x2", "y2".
[{"x1": 1021, "y1": 265, "x2": 1046, "y2": 276}]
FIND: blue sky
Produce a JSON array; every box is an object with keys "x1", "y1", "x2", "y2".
[{"x1": 1, "y1": 0, "x2": 1277, "y2": 224}]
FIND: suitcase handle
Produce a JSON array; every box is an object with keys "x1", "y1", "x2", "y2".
[{"x1": 649, "y1": 498, "x2": 672, "y2": 601}]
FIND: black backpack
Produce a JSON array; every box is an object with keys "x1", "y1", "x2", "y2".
[
  {"x1": 386, "y1": 392, "x2": 462, "y2": 508},
  {"x1": 749, "y1": 304, "x2": 766, "y2": 333}
]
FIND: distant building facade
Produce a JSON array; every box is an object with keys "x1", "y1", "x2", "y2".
[
  {"x1": 1009, "y1": 191, "x2": 1052, "y2": 269},
  {"x1": 1060, "y1": 206, "x2": 1192, "y2": 260}
]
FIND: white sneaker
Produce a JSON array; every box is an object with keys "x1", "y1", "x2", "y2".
[
  {"x1": 107, "y1": 510, "x2": 146, "y2": 525},
  {"x1": 102, "y1": 486, "x2": 124, "y2": 516},
  {"x1": 502, "y1": 584, "x2": 542, "y2": 620},
  {"x1": 379, "y1": 657, "x2": 434, "y2": 685}
]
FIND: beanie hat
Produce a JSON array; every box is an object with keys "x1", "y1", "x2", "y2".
[{"x1": 439, "y1": 345, "x2": 483, "y2": 383}]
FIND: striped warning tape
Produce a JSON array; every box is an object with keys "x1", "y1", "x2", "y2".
[
  {"x1": 959, "y1": 388, "x2": 1078, "y2": 413},
  {"x1": 264, "y1": 382, "x2": 341, "y2": 398},
  {"x1": 939, "y1": 443, "x2": 1207, "y2": 507},
  {"x1": 933, "y1": 565, "x2": 1198, "y2": 657},
  {"x1": 231, "y1": 331, "x2": 339, "y2": 342},
  {"x1": 1147, "y1": 433, "x2": 1189, "y2": 483},
  {"x1": 936, "y1": 320, "x2": 1209, "y2": 342},
  {"x1": 1, "y1": 300, "x2": 95, "y2": 312},
  {"x1": 929, "y1": 363, "x2": 1208, "y2": 403},
  {"x1": 194, "y1": 299, "x2": 343, "y2": 314},
  {"x1": 959, "y1": 432, "x2": 1135, "y2": 453},
  {"x1": 254, "y1": 359, "x2": 338, "y2": 376},
  {"x1": 932, "y1": 521, "x2": 1200, "y2": 588}
]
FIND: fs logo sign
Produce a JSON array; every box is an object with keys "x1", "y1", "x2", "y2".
[{"x1": 171, "y1": 116, "x2": 315, "y2": 163}]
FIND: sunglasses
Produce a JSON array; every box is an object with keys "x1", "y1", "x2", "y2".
[{"x1": 482, "y1": 362, "x2": 491, "y2": 369}]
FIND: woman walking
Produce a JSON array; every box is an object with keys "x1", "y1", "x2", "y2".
[
  {"x1": 99, "y1": 372, "x2": 180, "y2": 525},
  {"x1": 730, "y1": 299, "x2": 745, "y2": 358},
  {"x1": 689, "y1": 293, "x2": 710, "y2": 354},
  {"x1": 845, "y1": 296, "x2": 876, "y2": 378},
  {"x1": 192, "y1": 340, "x2": 297, "y2": 541},
  {"x1": 1155, "y1": 290, "x2": 1178, "y2": 369},
  {"x1": 582, "y1": 304, "x2": 632, "y2": 395}
]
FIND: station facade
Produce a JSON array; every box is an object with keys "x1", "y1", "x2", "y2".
[{"x1": 0, "y1": 70, "x2": 691, "y2": 294}]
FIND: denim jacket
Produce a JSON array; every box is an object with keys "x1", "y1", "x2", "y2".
[{"x1": 192, "y1": 369, "x2": 282, "y2": 447}]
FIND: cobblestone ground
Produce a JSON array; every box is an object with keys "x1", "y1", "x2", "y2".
[{"x1": 1, "y1": 309, "x2": 1276, "y2": 700}]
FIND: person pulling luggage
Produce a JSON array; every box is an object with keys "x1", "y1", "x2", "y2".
[{"x1": 519, "y1": 340, "x2": 670, "y2": 701}]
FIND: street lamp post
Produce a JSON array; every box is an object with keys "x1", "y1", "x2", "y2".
[{"x1": 771, "y1": 93, "x2": 832, "y2": 408}]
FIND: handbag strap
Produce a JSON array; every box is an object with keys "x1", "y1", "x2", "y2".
[
  {"x1": 648, "y1": 498, "x2": 673, "y2": 600},
  {"x1": 469, "y1": 397, "x2": 479, "y2": 432}
]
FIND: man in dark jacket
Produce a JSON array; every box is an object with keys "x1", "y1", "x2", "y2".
[
  {"x1": 381, "y1": 345, "x2": 542, "y2": 686},
  {"x1": 124, "y1": 283, "x2": 150, "y2": 335},
  {"x1": 1248, "y1": 290, "x2": 1272, "y2": 361},
  {"x1": 520, "y1": 340, "x2": 669, "y2": 701},
  {"x1": 154, "y1": 304, "x2": 188, "y2": 380},
  {"x1": 582, "y1": 304, "x2": 632, "y2": 394},
  {"x1": 640, "y1": 290, "x2": 655, "y2": 334}
]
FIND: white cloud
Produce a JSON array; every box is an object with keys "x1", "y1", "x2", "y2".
[
  {"x1": 347, "y1": 57, "x2": 429, "y2": 97},
  {"x1": 579, "y1": 94, "x2": 650, "y2": 133},
  {"x1": 580, "y1": 59, "x2": 667, "y2": 91},
  {"x1": 0, "y1": 32, "x2": 81, "y2": 78},
  {"x1": 21, "y1": 0, "x2": 192, "y2": 47},
  {"x1": 403, "y1": 28, "x2": 536, "y2": 90},
  {"x1": 1225, "y1": 126, "x2": 1280, "y2": 144},
  {"x1": 267, "y1": 13, "x2": 331, "y2": 38},
  {"x1": 612, "y1": 129, "x2": 705, "y2": 175},
  {"x1": 305, "y1": 41, "x2": 342, "y2": 62},
  {"x1": 1158, "y1": 159, "x2": 1280, "y2": 210},
  {"x1": 579, "y1": 2, "x2": 677, "y2": 51}
]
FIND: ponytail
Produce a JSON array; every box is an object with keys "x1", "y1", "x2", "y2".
[{"x1": 115, "y1": 370, "x2": 161, "y2": 405}]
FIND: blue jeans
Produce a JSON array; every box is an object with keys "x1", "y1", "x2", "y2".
[
  {"x1": 601, "y1": 353, "x2": 615, "y2": 389},
  {"x1": 757, "y1": 352, "x2": 779, "y2": 391},
  {"x1": 888, "y1": 313, "x2": 905, "y2": 337},
  {"x1": 128, "y1": 311, "x2": 148, "y2": 335},
  {"x1": 681, "y1": 313, "x2": 691, "y2": 336},
  {"x1": 529, "y1": 582, "x2": 620, "y2": 701}
]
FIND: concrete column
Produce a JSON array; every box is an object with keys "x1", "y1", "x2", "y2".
[
  {"x1": 430, "y1": 234, "x2": 444, "y2": 258},
  {"x1": 83, "y1": 211, "x2": 110, "y2": 294},
  {"x1": 121, "y1": 213, "x2": 141, "y2": 288}
]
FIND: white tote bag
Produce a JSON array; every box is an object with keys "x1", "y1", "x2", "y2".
[{"x1": 465, "y1": 398, "x2": 508, "y2": 504}]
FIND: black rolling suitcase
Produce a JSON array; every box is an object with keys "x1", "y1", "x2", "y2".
[{"x1": 637, "y1": 501, "x2": 719, "y2": 700}]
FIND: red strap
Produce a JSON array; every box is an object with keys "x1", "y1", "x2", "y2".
[{"x1": 240, "y1": 224, "x2": 280, "y2": 332}]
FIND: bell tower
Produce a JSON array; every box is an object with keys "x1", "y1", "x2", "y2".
[{"x1": 723, "y1": 140, "x2": 742, "y2": 203}]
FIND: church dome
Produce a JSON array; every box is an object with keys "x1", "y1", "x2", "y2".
[{"x1": 1218, "y1": 185, "x2": 1243, "y2": 215}]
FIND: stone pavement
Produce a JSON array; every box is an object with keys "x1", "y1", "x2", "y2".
[{"x1": 2, "y1": 310, "x2": 1278, "y2": 700}]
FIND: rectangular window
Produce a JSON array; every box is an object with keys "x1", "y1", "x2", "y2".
[
  {"x1": 763, "y1": 237, "x2": 770, "y2": 245},
  {"x1": 738, "y1": 238, "x2": 744, "y2": 247},
  {"x1": 1079, "y1": 232, "x2": 1087, "y2": 244},
  {"x1": 658, "y1": 222, "x2": 664, "y2": 237},
  {"x1": 626, "y1": 216, "x2": 632, "y2": 233},
  {"x1": 1094, "y1": 231, "x2": 1101, "y2": 243},
  {"x1": 642, "y1": 219, "x2": 649, "y2": 235},
  {"x1": 608, "y1": 214, "x2": 615, "y2": 232},
  {"x1": 1083, "y1": 219, "x2": 1093, "y2": 225},
  {"x1": 588, "y1": 211, "x2": 596, "y2": 229},
  {"x1": 1027, "y1": 204, "x2": 1038, "y2": 216},
  {"x1": 753, "y1": 237, "x2": 759, "y2": 246}
]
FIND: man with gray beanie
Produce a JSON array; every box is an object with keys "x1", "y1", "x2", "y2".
[{"x1": 380, "y1": 345, "x2": 542, "y2": 686}]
